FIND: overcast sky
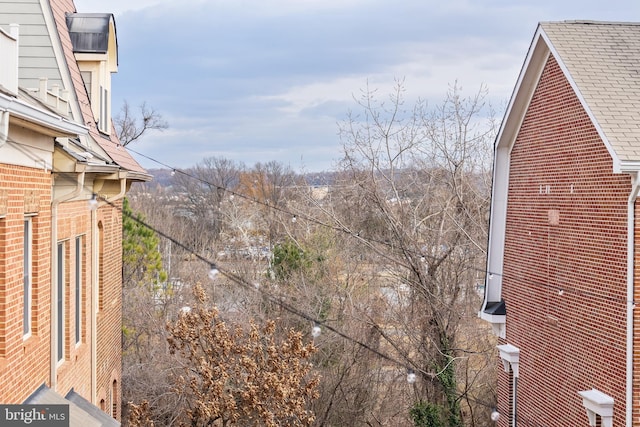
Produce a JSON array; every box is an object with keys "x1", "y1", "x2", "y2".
[{"x1": 74, "y1": 0, "x2": 640, "y2": 172}]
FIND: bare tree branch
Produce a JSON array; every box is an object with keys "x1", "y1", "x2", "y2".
[{"x1": 115, "y1": 101, "x2": 168, "y2": 146}]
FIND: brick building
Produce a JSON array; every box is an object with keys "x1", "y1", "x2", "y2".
[
  {"x1": 0, "y1": 0, "x2": 149, "y2": 425},
  {"x1": 480, "y1": 21, "x2": 640, "y2": 427}
]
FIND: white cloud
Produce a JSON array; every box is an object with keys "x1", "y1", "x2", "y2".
[{"x1": 83, "y1": 0, "x2": 640, "y2": 172}]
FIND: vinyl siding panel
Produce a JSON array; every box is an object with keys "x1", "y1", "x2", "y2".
[{"x1": 0, "y1": 0, "x2": 63, "y2": 90}]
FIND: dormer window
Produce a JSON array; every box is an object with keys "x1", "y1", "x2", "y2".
[{"x1": 66, "y1": 13, "x2": 118, "y2": 135}]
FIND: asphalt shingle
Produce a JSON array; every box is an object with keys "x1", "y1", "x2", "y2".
[{"x1": 541, "y1": 21, "x2": 640, "y2": 161}]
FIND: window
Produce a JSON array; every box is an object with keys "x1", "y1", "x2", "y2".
[
  {"x1": 57, "y1": 241, "x2": 65, "y2": 362},
  {"x1": 23, "y1": 218, "x2": 32, "y2": 337},
  {"x1": 497, "y1": 344, "x2": 520, "y2": 427},
  {"x1": 75, "y1": 236, "x2": 83, "y2": 345},
  {"x1": 98, "y1": 222, "x2": 104, "y2": 311},
  {"x1": 81, "y1": 71, "x2": 92, "y2": 99},
  {"x1": 98, "y1": 86, "x2": 109, "y2": 134},
  {"x1": 111, "y1": 380, "x2": 118, "y2": 418}
]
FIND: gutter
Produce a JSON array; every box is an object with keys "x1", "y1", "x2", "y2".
[
  {"x1": 0, "y1": 95, "x2": 87, "y2": 137},
  {"x1": 627, "y1": 173, "x2": 640, "y2": 427},
  {"x1": 51, "y1": 169, "x2": 86, "y2": 391}
]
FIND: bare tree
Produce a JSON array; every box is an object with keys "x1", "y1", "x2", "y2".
[
  {"x1": 121, "y1": 81, "x2": 497, "y2": 426},
  {"x1": 321, "y1": 80, "x2": 496, "y2": 426},
  {"x1": 115, "y1": 101, "x2": 168, "y2": 146},
  {"x1": 172, "y1": 156, "x2": 244, "y2": 250},
  {"x1": 238, "y1": 161, "x2": 299, "y2": 246}
]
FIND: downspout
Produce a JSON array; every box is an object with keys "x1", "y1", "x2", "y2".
[
  {"x1": 513, "y1": 376, "x2": 518, "y2": 427},
  {"x1": 0, "y1": 110, "x2": 9, "y2": 148},
  {"x1": 51, "y1": 169, "x2": 86, "y2": 391},
  {"x1": 91, "y1": 199, "x2": 97, "y2": 403},
  {"x1": 627, "y1": 172, "x2": 640, "y2": 427}
]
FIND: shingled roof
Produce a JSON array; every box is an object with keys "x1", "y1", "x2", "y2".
[
  {"x1": 540, "y1": 21, "x2": 640, "y2": 163},
  {"x1": 51, "y1": 0, "x2": 149, "y2": 178}
]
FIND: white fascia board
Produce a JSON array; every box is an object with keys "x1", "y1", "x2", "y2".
[
  {"x1": 494, "y1": 25, "x2": 549, "y2": 152},
  {"x1": 619, "y1": 161, "x2": 640, "y2": 173},
  {"x1": 482, "y1": 27, "x2": 550, "y2": 320},
  {"x1": 0, "y1": 94, "x2": 87, "y2": 137},
  {"x1": 480, "y1": 28, "x2": 564, "y2": 341}
]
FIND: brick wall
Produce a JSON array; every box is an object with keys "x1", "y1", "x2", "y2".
[
  {"x1": 0, "y1": 164, "x2": 52, "y2": 402},
  {"x1": 96, "y1": 200, "x2": 123, "y2": 421},
  {"x1": 54, "y1": 199, "x2": 93, "y2": 402},
  {"x1": 498, "y1": 55, "x2": 631, "y2": 426},
  {"x1": 0, "y1": 165, "x2": 123, "y2": 421}
]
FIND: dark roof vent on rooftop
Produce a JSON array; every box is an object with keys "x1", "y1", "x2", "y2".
[{"x1": 66, "y1": 13, "x2": 114, "y2": 54}]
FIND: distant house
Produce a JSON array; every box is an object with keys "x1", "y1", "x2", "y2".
[
  {"x1": 480, "y1": 21, "x2": 640, "y2": 427},
  {"x1": 0, "y1": 0, "x2": 149, "y2": 424}
]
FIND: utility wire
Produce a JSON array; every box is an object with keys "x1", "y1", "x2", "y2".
[{"x1": 124, "y1": 144, "x2": 634, "y2": 307}]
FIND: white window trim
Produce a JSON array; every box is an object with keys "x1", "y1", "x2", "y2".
[
  {"x1": 75, "y1": 236, "x2": 83, "y2": 347},
  {"x1": 497, "y1": 344, "x2": 520, "y2": 427},
  {"x1": 57, "y1": 241, "x2": 66, "y2": 364},
  {"x1": 578, "y1": 389, "x2": 614, "y2": 427},
  {"x1": 23, "y1": 216, "x2": 33, "y2": 339},
  {"x1": 497, "y1": 344, "x2": 520, "y2": 377}
]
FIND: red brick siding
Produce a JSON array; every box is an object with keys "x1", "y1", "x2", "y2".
[
  {"x1": 96, "y1": 202, "x2": 123, "y2": 420},
  {"x1": 55, "y1": 199, "x2": 93, "y2": 401},
  {"x1": 0, "y1": 165, "x2": 52, "y2": 402},
  {"x1": 498, "y1": 55, "x2": 631, "y2": 426},
  {"x1": 0, "y1": 165, "x2": 122, "y2": 419}
]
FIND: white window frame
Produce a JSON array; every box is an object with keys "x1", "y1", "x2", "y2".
[
  {"x1": 23, "y1": 217, "x2": 33, "y2": 338},
  {"x1": 57, "y1": 241, "x2": 65, "y2": 363},
  {"x1": 98, "y1": 85, "x2": 109, "y2": 134},
  {"x1": 75, "y1": 236, "x2": 83, "y2": 346}
]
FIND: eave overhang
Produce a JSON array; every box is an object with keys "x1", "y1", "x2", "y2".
[{"x1": 0, "y1": 93, "x2": 87, "y2": 138}]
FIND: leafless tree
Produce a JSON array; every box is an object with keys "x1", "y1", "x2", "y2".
[
  {"x1": 172, "y1": 156, "x2": 244, "y2": 250},
  {"x1": 316, "y1": 80, "x2": 497, "y2": 425},
  {"x1": 115, "y1": 101, "x2": 168, "y2": 146},
  {"x1": 121, "y1": 80, "x2": 498, "y2": 426}
]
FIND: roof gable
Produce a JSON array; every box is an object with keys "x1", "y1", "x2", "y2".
[
  {"x1": 498, "y1": 21, "x2": 640, "y2": 173},
  {"x1": 542, "y1": 21, "x2": 640, "y2": 168},
  {"x1": 51, "y1": 0, "x2": 147, "y2": 176}
]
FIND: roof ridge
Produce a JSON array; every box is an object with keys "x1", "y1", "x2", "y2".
[{"x1": 541, "y1": 20, "x2": 640, "y2": 26}]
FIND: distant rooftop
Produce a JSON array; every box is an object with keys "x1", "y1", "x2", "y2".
[{"x1": 65, "y1": 13, "x2": 115, "y2": 54}]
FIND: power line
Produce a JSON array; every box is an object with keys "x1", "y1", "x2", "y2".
[
  {"x1": 124, "y1": 144, "x2": 487, "y2": 273},
  {"x1": 7, "y1": 136, "x2": 494, "y2": 382},
  {"x1": 124, "y1": 144, "x2": 635, "y2": 308}
]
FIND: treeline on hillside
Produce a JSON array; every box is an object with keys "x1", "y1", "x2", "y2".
[{"x1": 122, "y1": 83, "x2": 498, "y2": 427}]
